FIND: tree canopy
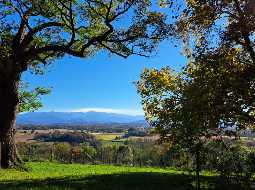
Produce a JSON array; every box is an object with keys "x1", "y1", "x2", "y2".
[
  {"x1": 173, "y1": 0, "x2": 255, "y2": 59},
  {"x1": 0, "y1": 0, "x2": 170, "y2": 75},
  {"x1": 162, "y1": 0, "x2": 255, "y2": 129},
  {"x1": 179, "y1": 0, "x2": 255, "y2": 129}
]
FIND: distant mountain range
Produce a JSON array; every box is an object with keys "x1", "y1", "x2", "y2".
[{"x1": 17, "y1": 111, "x2": 146, "y2": 125}]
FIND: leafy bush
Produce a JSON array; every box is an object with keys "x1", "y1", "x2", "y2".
[
  {"x1": 54, "y1": 143, "x2": 72, "y2": 163},
  {"x1": 205, "y1": 140, "x2": 255, "y2": 189}
]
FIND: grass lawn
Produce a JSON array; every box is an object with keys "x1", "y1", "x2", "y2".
[{"x1": 0, "y1": 162, "x2": 245, "y2": 190}]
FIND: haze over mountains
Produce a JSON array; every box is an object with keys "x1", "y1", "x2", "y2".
[{"x1": 17, "y1": 111, "x2": 146, "y2": 125}]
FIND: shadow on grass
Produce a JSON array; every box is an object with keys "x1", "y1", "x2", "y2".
[{"x1": 0, "y1": 172, "x2": 249, "y2": 190}]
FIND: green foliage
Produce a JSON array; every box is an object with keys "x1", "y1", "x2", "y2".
[
  {"x1": 19, "y1": 82, "x2": 51, "y2": 113},
  {"x1": 185, "y1": 49, "x2": 255, "y2": 129},
  {"x1": 136, "y1": 67, "x2": 223, "y2": 189},
  {"x1": 116, "y1": 145, "x2": 133, "y2": 165},
  {"x1": 53, "y1": 143, "x2": 72, "y2": 163},
  {"x1": 16, "y1": 138, "x2": 173, "y2": 167},
  {"x1": 173, "y1": 0, "x2": 255, "y2": 59},
  {"x1": 82, "y1": 144, "x2": 97, "y2": 160},
  {"x1": 170, "y1": 0, "x2": 255, "y2": 129},
  {"x1": 136, "y1": 67, "x2": 208, "y2": 149},
  {"x1": 204, "y1": 140, "x2": 255, "y2": 189},
  {"x1": 0, "y1": 0, "x2": 170, "y2": 75}
]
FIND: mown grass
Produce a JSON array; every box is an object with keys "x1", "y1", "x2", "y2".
[
  {"x1": 92, "y1": 133, "x2": 124, "y2": 141},
  {"x1": 0, "y1": 162, "x2": 246, "y2": 190},
  {"x1": 0, "y1": 162, "x2": 183, "y2": 181}
]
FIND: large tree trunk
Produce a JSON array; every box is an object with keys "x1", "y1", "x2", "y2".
[{"x1": 0, "y1": 77, "x2": 21, "y2": 169}]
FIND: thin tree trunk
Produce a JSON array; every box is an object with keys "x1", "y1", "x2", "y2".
[
  {"x1": 0, "y1": 77, "x2": 21, "y2": 168},
  {"x1": 195, "y1": 148, "x2": 201, "y2": 190}
]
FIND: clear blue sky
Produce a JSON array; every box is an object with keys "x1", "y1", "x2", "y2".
[{"x1": 22, "y1": 41, "x2": 186, "y2": 115}]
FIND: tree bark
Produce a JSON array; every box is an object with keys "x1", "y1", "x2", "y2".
[{"x1": 0, "y1": 76, "x2": 21, "y2": 168}]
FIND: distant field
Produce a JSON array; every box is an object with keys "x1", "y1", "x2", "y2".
[
  {"x1": 16, "y1": 130, "x2": 255, "y2": 146},
  {"x1": 0, "y1": 162, "x2": 219, "y2": 190},
  {"x1": 15, "y1": 130, "x2": 60, "y2": 143},
  {"x1": 15, "y1": 131, "x2": 35, "y2": 143},
  {"x1": 15, "y1": 130, "x2": 125, "y2": 143},
  {"x1": 92, "y1": 133, "x2": 124, "y2": 141}
]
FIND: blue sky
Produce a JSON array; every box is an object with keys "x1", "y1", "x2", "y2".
[{"x1": 22, "y1": 41, "x2": 186, "y2": 115}]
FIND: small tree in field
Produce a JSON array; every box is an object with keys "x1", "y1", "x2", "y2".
[
  {"x1": 0, "y1": 0, "x2": 169, "y2": 168},
  {"x1": 137, "y1": 68, "x2": 216, "y2": 190}
]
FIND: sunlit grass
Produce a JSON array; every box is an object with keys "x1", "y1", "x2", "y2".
[
  {"x1": 0, "y1": 162, "x2": 183, "y2": 181},
  {"x1": 0, "y1": 162, "x2": 242, "y2": 190},
  {"x1": 92, "y1": 133, "x2": 124, "y2": 141}
]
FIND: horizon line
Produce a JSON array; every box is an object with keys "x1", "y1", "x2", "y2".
[{"x1": 26, "y1": 108, "x2": 145, "y2": 116}]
